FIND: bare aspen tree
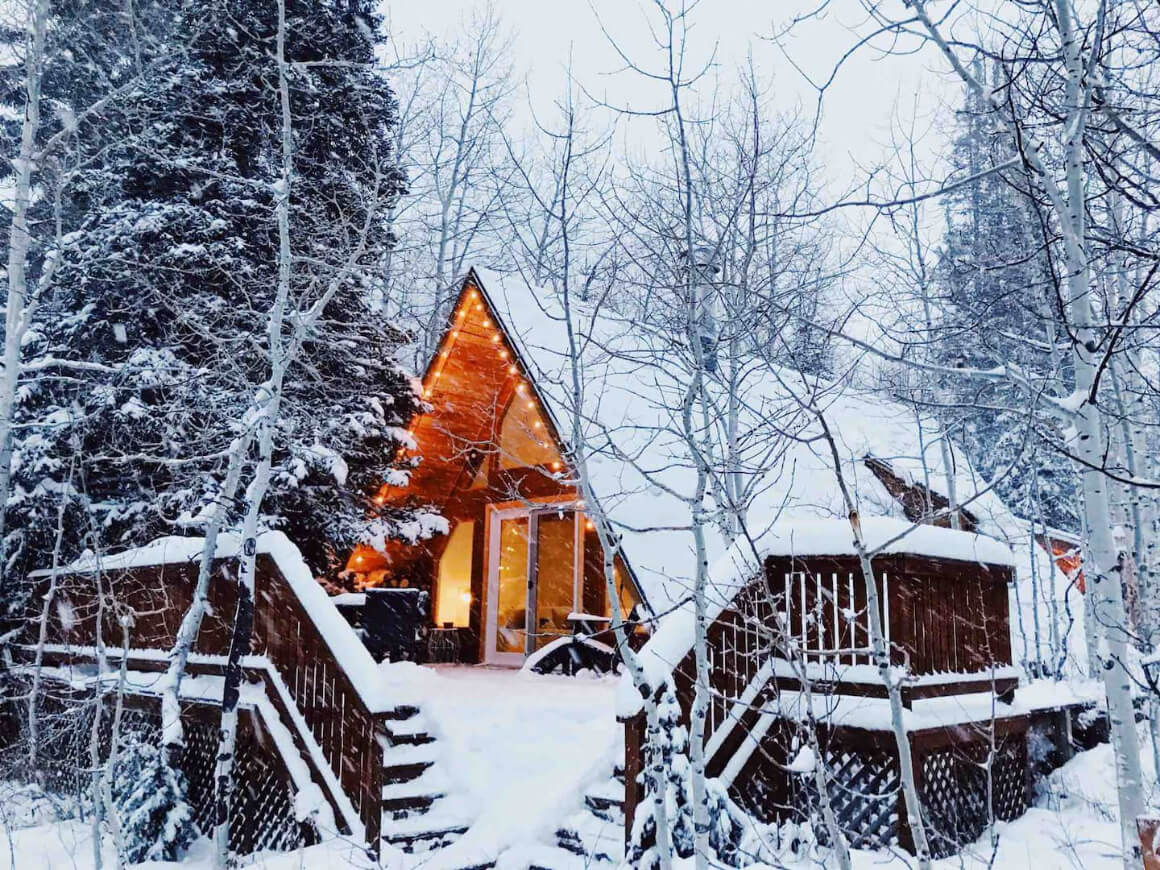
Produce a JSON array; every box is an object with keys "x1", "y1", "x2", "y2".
[
  {"x1": 0, "y1": 0, "x2": 52, "y2": 597},
  {"x1": 773, "y1": 1, "x2": 1157, "y2": 860}
]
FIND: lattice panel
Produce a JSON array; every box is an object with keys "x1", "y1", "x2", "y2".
[
  {"x1": 920, "y1": 737, "x2": 1028, "y2": 859},
  {"x1": 921, "y1": 747, "x2": 987, "y2": 858},
  {"x1": 181, "y1": 719, "x2": 221, "y2": 835},
  {"x1": 790, "y1": 745, "x2": 900, "y2": 850},
  {"x1": 993, "y1": 739, "x2": 1028, "y2": 821},
  {"x1": 19, "y1": 693, "x2": 308, "y2": 857},
  {"x1": 29, "y1": 697, "x2": 158, "y2": 810},
  {"x1": 825, "y1": 748, "x2": 900, "y2": 849}
]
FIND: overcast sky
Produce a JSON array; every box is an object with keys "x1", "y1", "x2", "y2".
[{"x1": 381, "y1": 0, "x2": 961, "y2": 192}]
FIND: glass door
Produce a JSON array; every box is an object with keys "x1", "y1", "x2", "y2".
[
  {"x1": 531, "y1": 509, "x2": 577, "y2": 652},
  {"x1": 491, "y1": 515, "x2": 531, "y2": 662},
  {"x1": 485, "y1": 504, "x2": 581, "y2": 663}
]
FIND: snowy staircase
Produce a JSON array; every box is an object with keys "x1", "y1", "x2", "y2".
[
  {"x1": 379, "y1": 705, "x2": 473, "y2": 855},
  {"x1": 527, "y1": 761, "x2": 626, "y2": 869}
]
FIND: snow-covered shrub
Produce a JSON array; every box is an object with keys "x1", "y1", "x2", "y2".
[
  {"x1": 627, "y1": 681, "x2": 782, "y2": 868},
  {"x1": 110, "y1": 731, "x2": 196, "y2": 863}
]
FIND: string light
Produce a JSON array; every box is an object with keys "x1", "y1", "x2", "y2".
[{"x1": 491, "y1": 334, "x2": 500, "y2": 343}]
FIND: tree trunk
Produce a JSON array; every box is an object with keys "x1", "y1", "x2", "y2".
[
  {"x1": 0, "y1": 0, "x2": 51, "y2": 598},
  {"x1": 212, "y1": 2, "x2": 294, "y2": 863}
]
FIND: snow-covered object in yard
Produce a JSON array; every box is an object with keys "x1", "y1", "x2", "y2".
[
  {"x1": 40, "y1": 531, "x2": 391, "y2": 714},
  {"x1": 469, "y1": 267, "x2": 1026, "y2": 615}
]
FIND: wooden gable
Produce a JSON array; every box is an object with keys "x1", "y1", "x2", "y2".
[{"x1": 346, "y1": 272, "x2": 578, "y2": 582}]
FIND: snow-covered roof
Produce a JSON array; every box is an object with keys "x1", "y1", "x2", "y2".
[{"x1": 470, "y1": 266, "x2": 1020, "y2": 614}]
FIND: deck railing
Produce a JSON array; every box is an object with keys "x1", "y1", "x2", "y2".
[
  {"x1": 624, "y1": 549, "x2": 1017, "y2": 845},
  {"x1": 22, "y1": 548, "x2": 391, "y2": 847}
]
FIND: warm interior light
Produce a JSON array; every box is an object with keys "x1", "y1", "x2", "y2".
[
  {"x1": 585, "y1": 520, "x2": 595, "y2": 531},
  {"x1": 491, "y1": 334, "x2": 501, "y2": 343},
  {"x1": 483, "y1": 319, "x2": 492, "y2": 328},
  {"x1": 459, "y1": 592, "x2": 472, "y2": 604},
  {"x1": 526, "y1": 400, "x2": 534, "y2": 408}
]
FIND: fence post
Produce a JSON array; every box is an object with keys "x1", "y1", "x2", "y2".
[{"x1": 621, "y1": 711, "x2": 645, "y2": 851}]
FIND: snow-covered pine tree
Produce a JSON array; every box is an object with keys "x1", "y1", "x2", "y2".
[
  {"x1": 6, "y1": 0, "x2": 424, "y2": 587},
  {"x1": 627, "y1": 681, "x2": 751, "y2": 867},
  {"x1": 936, "y1": 62, "x2": 1079, "y2": 530},
  {"x1": 110, "y1": 729, "x2": 196, "y2": 863}
]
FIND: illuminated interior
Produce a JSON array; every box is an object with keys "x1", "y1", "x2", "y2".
[
  {"x1": 495, "y1": 516, "x2": 530, "y2": 653},
  {"x1": 434, "y1": 521, "x2": 474, "y2": 627},
  {"x1": 339, "y1": 279, "x2": 644, "y2": 660},
  {"x1": 533, "y1": 509, "x2": 576, "y2": 650},
  {"x1": 497, "y1": 393, "x2": 559, "y2": 469}
]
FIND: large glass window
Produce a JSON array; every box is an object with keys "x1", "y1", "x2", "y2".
[
  {"x1": 434, "y1": 521, "x2": 474, "y2": 627},
  {"x1": 487, "y1": 506, "x2": 641, "y2": 660},
  {"x1": 497, "y1": 396, "x2": 558, "y2": 469}
]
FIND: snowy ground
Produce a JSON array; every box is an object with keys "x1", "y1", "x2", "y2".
[{"x1": 380, "y1": 663, "x2": 621, "y2": 862}]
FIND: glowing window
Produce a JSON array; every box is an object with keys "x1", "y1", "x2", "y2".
[
  {"x1": 435, "y1": 521, "x2": 474, "y2": 627},
  {"x1": 497, "y1": 396, "x2": 558, "y2": 469}
]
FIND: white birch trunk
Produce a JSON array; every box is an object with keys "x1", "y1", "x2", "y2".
[
  {"x1": 817, "y1": 414, "x2": 932, "y2": 869},
  {"x1": 212, "y1": 3, "x2": 294, "y2": 864},
  {"x1": 88, "y1": 569, "x2": 107, "y2": 870},
  {"x1": 0, "y1": 0, "x2": 51, "y2": 589},
  {"x1": 905, "y1": 4, "x2": 1146, "y2": 859},
  {"x1": 161, "y1": 438, "x2": 248, "y2": 760}
]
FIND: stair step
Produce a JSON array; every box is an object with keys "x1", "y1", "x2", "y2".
[
  {"x1": 382, "y1": 792, "x2": 444, "y2": 819},
  {"x1": 584, "y1": 802, "x2": 624, "y2": 824},
  {"x1": 382, "y1": 823, "x2": 469, "y2": 853},
  {"x1": 384, "y1": 713, "x2": 432, "y2": 737},
  {"x1": 555, "y1": 828, "x2": 586, "y2": 857},
  {"x1": 382, "y1": 766, "x2": 449, "y2": 800},
  {"x1": 382, "y1": 761, "x2": 434, "y2": 785},
  {"x1": 385, "y1": 731, "x2": 435, "y2": 747},
  {"x1": 556, "y1": 816, "x2": 625, "y2": 863},
  {"x1": 586, "y1": 779, "x2": 625, "y2": 803},
  {"x1": 382, "y1": 740, "x2": 439, "y2": 765}
]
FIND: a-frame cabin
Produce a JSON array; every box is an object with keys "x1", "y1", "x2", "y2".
[{"x1": 344, "y1": 269, "x2": 640, "y2": 665}]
